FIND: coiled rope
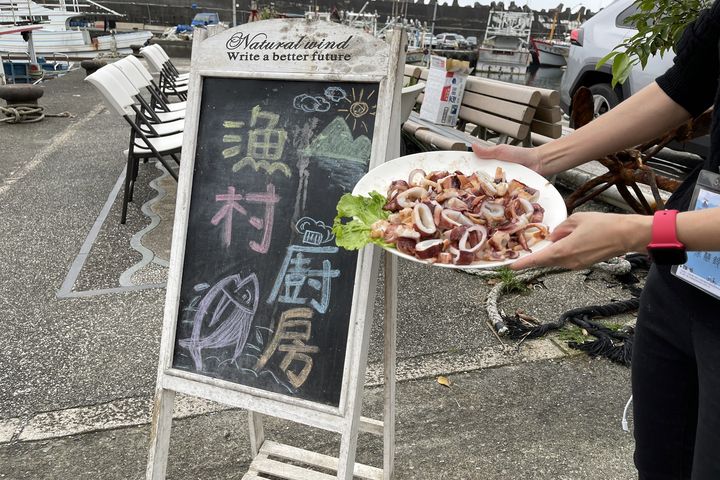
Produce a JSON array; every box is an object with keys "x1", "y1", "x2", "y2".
[
  {"x1": 0, "y1": 104, "x2": 74, "y2": 124},
  {"x1": 463, "y1": 254, "x2": 651, "y2": 365}
]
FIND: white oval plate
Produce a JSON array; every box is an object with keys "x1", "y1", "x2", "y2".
[{"x1": 352, "y1": 151, "x2": 567, "y2": 269}]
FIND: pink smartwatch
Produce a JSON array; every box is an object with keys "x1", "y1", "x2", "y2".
[{"x1": 646, "y1": 209, "x2": 687, "y2": 265}]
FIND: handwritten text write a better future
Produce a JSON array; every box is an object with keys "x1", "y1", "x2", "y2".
[{"x1": 226, "y1": 33, "x2": 355, "y2": 63}]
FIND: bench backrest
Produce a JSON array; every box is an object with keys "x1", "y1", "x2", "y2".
[{"x1": 403, "y1": 64, "x2": 562, "y2": 145}]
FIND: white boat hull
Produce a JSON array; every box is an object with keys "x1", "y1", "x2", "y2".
[
  {"x1": 533, "y1": 40, "x2": 568, "y2": 67},
  {"x1": 0, "y1": 29, "x2": 152, "y2": 59},
  {"x1": 476, "y1": 46, "x2": 530, "y2": 75}
]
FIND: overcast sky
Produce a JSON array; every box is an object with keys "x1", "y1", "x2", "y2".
[{"x1": 454, "y1": 0, "x2": 613, "y2": 12}]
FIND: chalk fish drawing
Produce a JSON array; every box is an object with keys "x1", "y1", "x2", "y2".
[{"x1": 179, "y1": 273, "x2": 259, "y2": 371}]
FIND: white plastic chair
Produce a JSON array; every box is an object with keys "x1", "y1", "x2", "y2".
[
  {"x1": 140, "y1": 46, "x2": 188, "y2": 100},
  {"x1": 147, "y1": 44, "x2": 190, "y2": 82},
  {"x1": 86, "y1": 66, "x2": 183, "y2": 223},
  {"x1": 401, "y1": 81, "x2": 425, "y2": 125},
  {"x1": 117, "y1": 56, "x2": 187, "y2": 113},
  {"x1": 105, "y1": 63, "x2": 185, "y2": 131}
]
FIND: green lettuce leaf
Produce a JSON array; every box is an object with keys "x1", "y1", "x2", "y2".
[{"x1": 333, "y1": 191, "x2": 393, "y2": 250}]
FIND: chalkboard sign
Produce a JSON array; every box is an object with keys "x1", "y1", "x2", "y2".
[
  {"x1": 172, "y1": 78, "x2": 378, "y2": 406},
  {"x1": 148, "y1": 20, "x2": 404, "y2": 480}
]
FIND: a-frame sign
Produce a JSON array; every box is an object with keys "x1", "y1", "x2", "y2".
[{"x1": 146, "y1": 18, "x2": 405, "y2": 480}]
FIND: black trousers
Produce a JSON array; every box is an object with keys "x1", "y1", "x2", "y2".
[{"x1": 632, "y1": 264, "x2": 720, "y2": 479}]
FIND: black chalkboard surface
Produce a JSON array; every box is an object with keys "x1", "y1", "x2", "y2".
[{"x1": 172, "y1": 77, "x2": 379, "y2": 407}]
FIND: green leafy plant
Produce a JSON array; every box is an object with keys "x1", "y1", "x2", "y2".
[{"x1": 597, "y1": 0, "x2": 712, "y2": 87}]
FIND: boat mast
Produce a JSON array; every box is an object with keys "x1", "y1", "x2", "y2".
[{"x1": 548, "y1": 9, "x2": 558, "y2": 41}]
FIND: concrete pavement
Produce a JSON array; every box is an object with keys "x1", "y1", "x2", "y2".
[{"x1": 0, "y1": 65, "x2": 639, "y2": 479}]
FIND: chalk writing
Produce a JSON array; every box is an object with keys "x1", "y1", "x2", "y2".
[
  {"x1": 178, "y1": 273, "x2": 259, "y2": 371},
  {"x1": 211, "y1": 184, "x2": 280, "y2": 252},
  {"x1": 254, "y1": 307, "x2": 318, "y2": 389},
  {"x1": 267, "y1": 246, "x2": 340, "y2": 314},
  {"x1": 223, "y1": 105, "x2": 291, "y2": 177}
]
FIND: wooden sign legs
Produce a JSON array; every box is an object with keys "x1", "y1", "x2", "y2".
[
  {"x1": 146, "y1": 251, "x2": 398, "y2": 480},
  {"x1": 383, "y1": 252, "x2": 398, "y2": 480}
]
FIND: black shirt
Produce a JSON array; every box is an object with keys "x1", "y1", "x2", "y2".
[{"x1": 656, "y1": 0, "x2": 720, "y2": 174}]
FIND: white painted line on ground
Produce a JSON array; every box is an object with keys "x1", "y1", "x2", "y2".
[
  {"x1": 365, "y1": 338, "x2": 566, "y2": 387},
  {"x1": 4, "y1": 339, "x2": 566, "y2": 444},
  {"x1": 57, "y1": 167, "x2": 127, "y2": 297},
  {"x1": 0, "y1": 103, "x2": 105, "y2": 198},
  {"x1": 0, "y1": 418, "x2": 23, "y2": 443},
  {"x1": 18, "y1": 395, "x2": 230, "y2": 442}
]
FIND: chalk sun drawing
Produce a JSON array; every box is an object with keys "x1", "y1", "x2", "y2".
[
  {"x1": 178, "y1": 273, "x2": 259, "y2": 371},
  {"x1": 336, "y1": 87, "x2": 376, "y2": 133}
]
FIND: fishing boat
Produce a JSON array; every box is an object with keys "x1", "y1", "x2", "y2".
[
  {"x1": 530, "y1": 10, "x2": 569, "y2": 67},
  {"x1": 476, "y1": 10, "x2": 532, "y2": 75},
  {"x1": 531, "y1": 38, "x2": 569, "y2": 67},
  {"x1": 0, "y1": 0, "x2": 152, "y2": 60}
]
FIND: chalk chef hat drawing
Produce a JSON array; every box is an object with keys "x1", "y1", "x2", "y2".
[{"x1": 295, "y1": 217, "x2": 335, "y2": 246}]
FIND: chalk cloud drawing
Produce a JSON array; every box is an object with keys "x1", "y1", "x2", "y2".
[
  {"x1": 324, "y1": 86, "x2": 348, "y2": 103},
  {"x1": 303, "y1": 116, "x2": 372, "y2": 191},
  {"x1": 179, "y1": 273, "x2": 260, "y2": 371},
  {"x1": 293, "y1": 94, "x2": 331, "y2": 113}
]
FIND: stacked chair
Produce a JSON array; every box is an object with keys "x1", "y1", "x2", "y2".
[
  {"x1": 85, "y1": 52, "x2": 188, "y2": 224},
  {"x1": 140, "y1": 45, "x2": 189, "y2": 101}
]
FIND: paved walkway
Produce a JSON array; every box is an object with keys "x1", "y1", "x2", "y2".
[{"x1": 0, "y1": 65, "x2": 638, "y2": 479}]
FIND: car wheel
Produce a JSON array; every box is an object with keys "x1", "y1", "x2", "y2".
[{"x1": 589, "y1": 83, "x2": 620, "y2": 117}]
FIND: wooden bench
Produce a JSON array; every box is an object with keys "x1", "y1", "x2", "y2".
[{"x1": 402, "y1": 64, "x2": 562, "y2": 150}]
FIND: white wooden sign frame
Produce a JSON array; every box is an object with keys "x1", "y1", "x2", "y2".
[{"x1": 146, "y1": 19, "x2": 405, "y2": 480}]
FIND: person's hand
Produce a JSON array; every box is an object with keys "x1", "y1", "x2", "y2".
[
  {"x1": 472, "y1": 143, "x2": 543, "y2": 175},
  {"x1": 511, "y1": 212, "x2": 652, "y2": 270}
]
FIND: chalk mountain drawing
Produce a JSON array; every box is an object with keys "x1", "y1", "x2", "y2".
[{"x1": 304, "y1": 116, "x2": 372, "y2": 190}]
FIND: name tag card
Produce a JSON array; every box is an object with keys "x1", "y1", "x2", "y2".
[{"x1": 672, "y1": 169, "x2": 720, "y2": 301}]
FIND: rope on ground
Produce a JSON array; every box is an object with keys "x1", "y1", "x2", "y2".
[
  {"x1": 464, "y1": 255, "x2": 650, "y2": 366},
  {"x1": 0, "y1": 105, "x2": 74, "y2": 124}
]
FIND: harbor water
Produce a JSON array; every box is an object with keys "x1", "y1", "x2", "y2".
[{"x1": 475, "y1": 64, "x2": 565, "y2": 92}]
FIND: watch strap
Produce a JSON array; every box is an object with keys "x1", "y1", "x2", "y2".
[{"x1": 649, "y1": 209, "x2": 684, "y2": 249}]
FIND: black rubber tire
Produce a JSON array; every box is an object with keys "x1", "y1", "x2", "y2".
[{"x1": 589, "y1": 83, "x2": 620, "y2": 117}]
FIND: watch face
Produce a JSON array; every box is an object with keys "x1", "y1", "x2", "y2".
[{"x1": 649, "y1": 248, "x2": 688, "y2": 266}]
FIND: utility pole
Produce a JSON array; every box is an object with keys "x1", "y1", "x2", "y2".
[{"x1": 427, "y1": 0, "x2": 437, "y2": 65}]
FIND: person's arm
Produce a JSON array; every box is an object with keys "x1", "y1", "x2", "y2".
[
  {"x1": 536, "y1": 82, "x2": 691, "y2": 176},
  {"x1": 473, "y1": 82, "x2": 692, "y2": 177},
  {"x1": 510, "y1": 208, "x2": 720, "y2": 270}
]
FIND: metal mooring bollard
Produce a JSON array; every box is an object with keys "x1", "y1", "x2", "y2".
[
  {"x1": 80, "y1": 59, "x2": 107, "y2": 77},
  {"x1": 0, "y1": 84, "x2": 45, "y2": 124}
]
